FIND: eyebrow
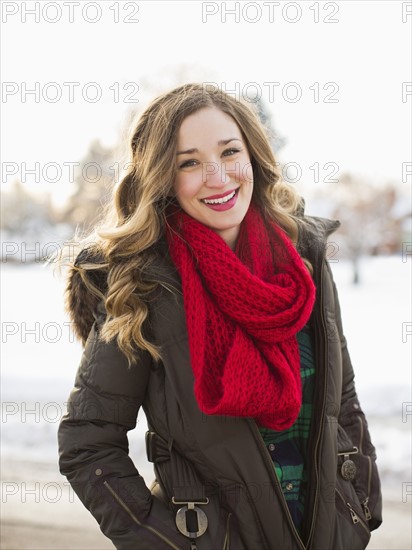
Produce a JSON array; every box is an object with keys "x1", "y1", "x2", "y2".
[{"x1": 176, "y1": 138, "x2": 242, "y2": 156}]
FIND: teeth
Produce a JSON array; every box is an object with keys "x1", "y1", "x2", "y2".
[{"x1": 203, "y1": 190, "x2": 236, "y2": 205}]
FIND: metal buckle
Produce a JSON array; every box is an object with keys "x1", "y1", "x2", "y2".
[
  {"x1": 337, "y1": 446, "x2": 359, "y2": 457},
  {"x1": 172, "y1": 497, "x2": 209, "y2": 538},
  {"x1": 338, "y1": 446, "x2": 358, "y2": 481}
]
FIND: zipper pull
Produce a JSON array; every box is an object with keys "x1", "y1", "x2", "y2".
[
  {"x1": 362, "y1": 497, "x2": 372, "y2": 521},
  {"x1": 346, "y1": 502, "x2": 359, "y2": 524}
]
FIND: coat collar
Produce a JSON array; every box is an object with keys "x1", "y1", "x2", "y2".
[{"x1": 296, "y1": 212, "x2": 341, "y2": 261}]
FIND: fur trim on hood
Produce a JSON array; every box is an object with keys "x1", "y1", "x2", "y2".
[{"x1": 65, "y1": 248, "x2": 108, "y2": 345}]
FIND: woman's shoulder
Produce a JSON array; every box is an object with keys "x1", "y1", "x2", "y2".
[
  {"x1": 295, "y1": 201, "x2": 341, "y2": 256},
  {"x1": 66, "y1": 239, "x2": 180, "y2": 345}
]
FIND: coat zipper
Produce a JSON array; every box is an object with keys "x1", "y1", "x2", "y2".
[
  {"x1": 223, "y1": 512, "x2": 232, "y2": 550},
  {"x1": 357, "y1": 415, "x2": 372, "y2": 520},
  {"x1": 251, "y1": 420, "x2": 306, "y2": 550},
  {"x1": 362, "y1": 493, "x2": 372, "y2": 521},
  {"x1": 258, "y1": 251, "x2": 327, "y2": 548},
  {"x1": 103, "y1": 480, "x2": 182, "y2": 550},
  {"x1": 305, "y1": 259, "x2": 328, "y2": 548},
  {"x1": 335, "y1": 487, "x2": 370, "y2": 535}
]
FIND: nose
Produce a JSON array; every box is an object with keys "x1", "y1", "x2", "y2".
[{"x1": 202, "y1": 161, "x2": 230, "y2": 187}]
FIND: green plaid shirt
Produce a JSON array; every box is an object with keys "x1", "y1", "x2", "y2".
[{"x1": 258, "y1": 323, "x2": 315, "y2": 534}]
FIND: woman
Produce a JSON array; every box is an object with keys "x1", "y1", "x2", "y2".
[{"x1": 58, "y1": 83, "x2": 382, "y2": 550}]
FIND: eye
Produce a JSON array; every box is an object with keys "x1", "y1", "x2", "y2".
[
  {"x1": 179, "y1": 159, "x2": 199, "y2": 169},
  {"x1": 222, "y1": 148, "x2": 240, "y2": 157}
]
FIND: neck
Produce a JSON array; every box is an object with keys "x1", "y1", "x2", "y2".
[{"x1": 215, "y1": 226, "x2": 240, "y2": 251}]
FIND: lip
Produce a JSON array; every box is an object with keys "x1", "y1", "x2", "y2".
[
  {"x1": 200, "y1": 188, "x2": 239, "y2": 212},
  {"x1": 200, "y1": 188, "x2": 238, "y2": 201}
]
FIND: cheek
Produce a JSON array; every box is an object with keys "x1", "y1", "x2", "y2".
[
  {"x1": 235, "y1": 153, "x2": 253, "y2": 183},
  {"x1": 174, "y1": 173, "x2": 202, "y2": 200},
  {"x1": 242, "y1": 161, "x2": 254, "y2": 184},
  {"x1": 172, "y1": 174, "x2": 187, "y2": 200}
]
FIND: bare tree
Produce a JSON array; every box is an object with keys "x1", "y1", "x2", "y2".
[
  {"x1": 315, "y1": 173, "x2": 411, "y2": 283},
  {"x1": 61, "y1": 140, "x2": 116, "y2": 232}
]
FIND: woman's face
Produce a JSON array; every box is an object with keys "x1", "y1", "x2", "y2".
[{"x1": 172, "y1": 107, "x2": 254, "y2": 249}]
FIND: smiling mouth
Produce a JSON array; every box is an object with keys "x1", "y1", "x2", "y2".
[{"x1": 201, "y1": 189, "x2": 238, "y2": 205}]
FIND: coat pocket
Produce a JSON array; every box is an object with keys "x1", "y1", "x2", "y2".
[
  {"x1": 220, "y1": 510, "x2": 250, "y2": 550},
  {"x1": 102, "y1": 478, "x2": 189, "y2": 549},
  {"x1": 350, "y1": 417, "x2": 382, "y2": 531},
  {"x1": 333, "y1": 484, "x2": 371, "y2": 550},
  {"x1": 337, "y1": 415, "x2": 382, "y2": 531}
]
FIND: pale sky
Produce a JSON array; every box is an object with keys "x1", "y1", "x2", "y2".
[{"x1": 1, "y1": 0, "x2": 411, "y2": 206}]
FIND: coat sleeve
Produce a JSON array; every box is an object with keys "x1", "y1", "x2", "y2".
[
  {"x1": 325, "y1": 261, "x2": 383, "y2": 532},
  {"x1": 58, "y1": 315, "x2": 188, "y2": 550}
]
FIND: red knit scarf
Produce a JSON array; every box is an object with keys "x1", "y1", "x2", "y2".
[{"x1": 165, "y1": 203, "x2": 316, "y2": 430}]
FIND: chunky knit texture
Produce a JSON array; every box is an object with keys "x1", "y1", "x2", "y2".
[{"x1": 165, "y1": 203, "x2": 316, "y2": 430}]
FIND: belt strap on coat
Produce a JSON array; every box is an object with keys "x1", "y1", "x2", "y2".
[{"x1": 145, "y1": 430, "x2": 209, "y2": 544}]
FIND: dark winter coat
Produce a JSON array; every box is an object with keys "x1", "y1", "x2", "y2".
[{"x1": 58, "y1": 214, "x2": 382, "y2": 550}]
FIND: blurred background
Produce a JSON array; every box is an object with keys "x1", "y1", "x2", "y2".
[{"x1": 1, "y1": 1, "x2": 411, "y2": 548}]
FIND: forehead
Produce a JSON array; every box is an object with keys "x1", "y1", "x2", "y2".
[{"x1": 177, "y1": 107, "x2": 242, "y2": 145}]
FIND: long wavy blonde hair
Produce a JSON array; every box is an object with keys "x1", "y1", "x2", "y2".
[{"x1": 67, "y1": 83, "x2": 306, "y2": 365}]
